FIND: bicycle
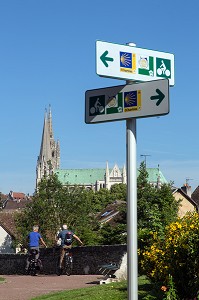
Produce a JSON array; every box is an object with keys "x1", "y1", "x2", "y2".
[
  {"x1": 56, "y1": 248, "x2": 73, "y2": 276},
  {"x1": 27, "y1": 249, "x2": 43, "y2": 276}
]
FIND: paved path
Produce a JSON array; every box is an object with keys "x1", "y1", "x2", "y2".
[{"x1": 0, "y1": 274, "x2": 102, "y2": 300}]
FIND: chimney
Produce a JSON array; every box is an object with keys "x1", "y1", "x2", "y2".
[{"x1": 181, "y1": 183, "x2": 192, "y2": 198}]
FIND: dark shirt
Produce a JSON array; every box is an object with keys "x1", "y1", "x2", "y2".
[{"x1": 58, "y1": 229, "x2": 74, "y2": 246}]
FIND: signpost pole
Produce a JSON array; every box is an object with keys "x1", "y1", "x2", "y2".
[
  {"x1": 92, "y1": 39, "x2": 172, "y2": 299},
  {"x1": 126, "y1": 42, "x2": 138, "y2": 300},
  {"x1": 126, "y1": 117, "x2": 137, "y2": 299}
]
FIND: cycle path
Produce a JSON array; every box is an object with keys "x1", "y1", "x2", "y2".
[{"x1": 0, "y1": 274, "x2": 102, "y2": 300}]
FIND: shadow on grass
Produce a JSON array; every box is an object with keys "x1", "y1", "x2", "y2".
[{"x1": 138, "y1": 276, "x2": 164, "y2": 300}]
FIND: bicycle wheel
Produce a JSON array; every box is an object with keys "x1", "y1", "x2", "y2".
[
  {"x1": 30, "y1": 261, "x2": 37, "y2": 276},
  {"x1": 64, "y1": 256, "x2": 73, "y2": 276},
  {"x1": 56, "y1": 259, "x2": 62, "y2": 276}
]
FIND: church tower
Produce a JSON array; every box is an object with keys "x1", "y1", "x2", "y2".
[{"x1": 36, "y1": 106, "x2": 60, "y2": 188}]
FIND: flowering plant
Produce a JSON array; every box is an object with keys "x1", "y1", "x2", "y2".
[{"x1": 140, "y1": 212, "x2": 199, "y2": 299}]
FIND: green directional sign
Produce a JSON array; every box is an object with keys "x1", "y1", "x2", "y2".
[
  {"x1": 96, "y1": 40, "x2": 175, "y2": 86},
  {"x1": 85, "y1": 79, "x2": 169, "y2": 124}
]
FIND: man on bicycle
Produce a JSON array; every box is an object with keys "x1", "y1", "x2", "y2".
[
  {"x1": 25, "y1": 225, "x2": 47, "y2": 273},
  {"x1": 57, "y1": 224, "x2": 83, "y2": 269}
]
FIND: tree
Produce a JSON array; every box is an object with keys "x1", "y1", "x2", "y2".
[
  {"x1": 15, "y1": 164, "x2": 179, "y2": 249},
  {"x1": 15, "y1": 174, "x2": 99, "y2": 247},
  {"x1": 109, "y1": 183, "x2": 127, "y2": 201},
  {"x1": 137, "y1": 162, "x2": 179, "y2": 233},
  {"x1": 137, "y1": 162, "x2": 179, "y2": 254}
]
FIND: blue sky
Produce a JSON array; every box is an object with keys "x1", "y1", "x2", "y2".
[{"x1": 0, "y1": 0, "x2": 199, "y2": 195}]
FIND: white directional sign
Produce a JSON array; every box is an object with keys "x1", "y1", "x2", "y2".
[
  {"x1": 85, "y1": 79, "x2": 169, "y2": 124},
  {"x1": 96, "y1": 40, "x2": 175, "y2": 86}
]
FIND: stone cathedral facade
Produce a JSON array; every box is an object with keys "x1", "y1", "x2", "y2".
[{"x1": 36, "y1": 107, "x2": 166, "y2": 191}]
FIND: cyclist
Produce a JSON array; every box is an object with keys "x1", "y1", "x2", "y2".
[
  {"x1": 57, "y1": 224, "x2": 83, "y2": 269},
  {"x1": 25, "y1": 225, "x2": 47, "y2": 273}
]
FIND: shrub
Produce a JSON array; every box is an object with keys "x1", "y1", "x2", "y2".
[{"x1": 140, "y1": 212, "x2": 199, "y2": 299}]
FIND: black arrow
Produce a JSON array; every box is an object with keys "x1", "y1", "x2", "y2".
[{"x1": 150, "y1": 89, "x2": 165, "y2": 106}]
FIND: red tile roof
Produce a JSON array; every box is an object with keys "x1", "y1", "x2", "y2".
[{"x1": 10, "y1": 192, "x2": 26, "y2": 200}]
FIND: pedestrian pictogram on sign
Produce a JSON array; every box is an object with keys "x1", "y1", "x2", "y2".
[
  {"x1": 138, "y1": 56, "x2": 154, "y2": 76},
  {"x1": 106, "y1": 94, "x2": 123, "y2": 114}
]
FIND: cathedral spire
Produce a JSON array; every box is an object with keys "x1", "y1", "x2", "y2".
[
  {"x1": 36, "y1": 107, "x2": 60, "y2": 189},
  {"x1": 48, "y1": 104, "x2": 54, "y2": 139},
  {"x1": 39, "y1": 110, "x2": 51, "y2": 161}
]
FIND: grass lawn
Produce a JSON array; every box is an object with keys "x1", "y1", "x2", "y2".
[
  {"x1": 0, "y1": 277, "x2": 5, "y2": 283},
  {"x1": 31, "y1": 276, "x2": 164, "y2": 300}
]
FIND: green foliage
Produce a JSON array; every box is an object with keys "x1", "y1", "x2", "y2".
[
  {"x1": 90, "y1": 184, "x2": 127, "y2": 213},
  {"x1": 15, "y1": 164, "x2": 179, "y2": 253},
  {"x1": 15, "y1": 174, "x2": 99, "y2": 247},
  {"x1": 109, "y1": 184, "x2": 127, "y2": 201},
  {"x1": 137, "y1": 162, "x2": 179, "y2": 232},
  {"x1": 15, "y1": 175, "x2": 127, "y2": 247},
  {"x1": 141, "y1": 212, "x2": 199, "y2": 299},
  {"x1": 163, "y1": 275, "x2": 179, "y2": 300},
  {"x1": 137, "y1": 162, "x2": 179, "y2": 253},
  {"x1": 99, "y1": 223, "x2": 127, "y2": 245},
  {"x1": 90, "y1": 188, "x2": 111, "y2": 213}
]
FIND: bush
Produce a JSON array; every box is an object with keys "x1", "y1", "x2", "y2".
[{"x1": 140, "y1": 212, "x2": 199, "y2": 299}]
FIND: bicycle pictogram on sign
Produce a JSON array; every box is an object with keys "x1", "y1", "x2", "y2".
[{"x1": 156, "y1": 58, "x2": 171, "y2": 79}]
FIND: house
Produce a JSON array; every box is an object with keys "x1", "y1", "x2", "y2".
[
  {"x1": 0, "y1": 212, "x2": 17, "y2": 253},
  {"x1": 172, "y1": 186, "x2": 198, "y2": 218},
  {"x1": 8, "y1": 191, "x2": 27, "y2": 201},
  {"x1": 97, "y1": 186, "x2": 198, "y2": 226},
  {"x1": 191, "y1": 185, "x2": 199, "y2": 208},
  {"x1": 1, "y1": 191, "x2": 31, "y2": 211},
  {"x1": 97, "y1": 200, "x2": 126, "y2": 225},
  {"x1": 0, "y1": 191, "x2": 31, "y2": 253}
]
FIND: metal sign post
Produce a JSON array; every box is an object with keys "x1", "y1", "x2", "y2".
[
  {"x1": 126, "y1": 117, "x2": 137, "y2": 299},
  {"x1": 85, "y1": 39, "x2": 173, "y2": 300}
]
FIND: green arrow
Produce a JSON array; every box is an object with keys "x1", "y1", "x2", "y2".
[
  {"x1": 100, "y1": 50, "x2": 114, "y2": 67},
  {"x1": 150, "y1": 89, "x2": 165, "y2": 106}
]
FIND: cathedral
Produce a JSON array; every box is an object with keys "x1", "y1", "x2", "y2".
[
  {"x1": 36, "y1": 107, "x2": 60, "y2": 188},
  {"x1": 36, "y1": 107, "x2": 167, "y2": 190}
]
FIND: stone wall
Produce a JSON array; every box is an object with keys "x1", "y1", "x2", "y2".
[{"x1": 0, "y1": 245, "x2": 127, "y2": 275}]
